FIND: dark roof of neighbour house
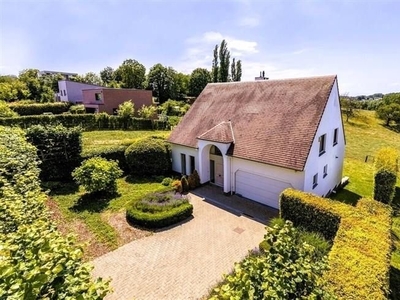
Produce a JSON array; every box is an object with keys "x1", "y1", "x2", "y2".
[{"x1": 168, "y1": 75, "x2": 337, "y2": 171}]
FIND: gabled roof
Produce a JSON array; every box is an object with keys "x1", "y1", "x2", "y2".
[
  {"x1": 197, "y1": 121, "x2": 235, "y2": 144},
  {"x1": 168, "y1": 75, "x2": 337, "y2": 171}
]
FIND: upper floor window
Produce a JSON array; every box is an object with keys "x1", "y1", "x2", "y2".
[
  {"x1": 323, "y1": 164, "x2": 328, "y2": 178},
  {"x1": 333, "y1": 128, "x2": 338, "y2": 146},
  {"x1": 95, "y1": 93, "x2": 102, "y2": 101},
  {"x1": 319, "y1": 134, "x2": 326, "y2": 156},
  {"x1": 313, "y1": 173, "x2": 318, "y2": 189}
]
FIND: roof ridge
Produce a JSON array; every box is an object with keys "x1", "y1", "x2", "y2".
[{"x1": 208, "y1": 75, "x2": 337, "y2": 85}]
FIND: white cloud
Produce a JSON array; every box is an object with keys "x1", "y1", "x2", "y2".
[{"x1": 238, "y1": 16, "x2": 260, "y2": 28}]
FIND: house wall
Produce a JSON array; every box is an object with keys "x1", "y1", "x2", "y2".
[
  {"x1": 101, "y1": 89, "x2": 153, "y2": 115},
  {"x1": 171, "y1": 144, "x2": 199, "y2": 175},
  {"x1": 58, "y1": 80, "x2": 102, "y2": 103},
  {"x1": 303, "y1": 79, "x2": 345, "y2": 196}
]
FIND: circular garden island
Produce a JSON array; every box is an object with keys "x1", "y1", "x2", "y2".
[{"x1": 126, "y1": 190, "x2": 193, "y2": 229}]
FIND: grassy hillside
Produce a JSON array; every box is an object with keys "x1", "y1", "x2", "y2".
[{"x1": 333, "y1": 110, "x2": 399, "y2": 298}]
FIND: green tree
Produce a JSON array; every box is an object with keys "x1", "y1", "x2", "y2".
[
  {"x1": 231, "y1": 58, "x2": 236, "y2": 82},
  {"x1": 83, "y1": 72, "x2": 102, "y2": 85},
  {"x1": 189, "y1": 68, "x2": 210, "y2": 96},
  {"x1": 138, "y1": 104, "x2": 157, "y2": 119},
  {"x1": 100, "y1": 66, "x2": 115, "y2": 85},
  {"x1": 0, "y1": 79, "x2": 30, "y2": 101},
  {"x1": 117, "y1": 100, "x2": 135, "y2": 129},
  {"x1": 236, "y1": 60, "x2": 242, "y2": 82},
  {"x1": 19, "y1": 69, "x2": 42, "y2": 101},
  {"x1": 340, "y1": 95, "x2": 358, "y2": 122},
  {"x1": 212, "y1": 45, "x2": 219, "y2": 83},
  {"x1": 116, "y1": 59, "x2": 146, "y2": 89},
  {"x1": 218, "y1": 39, "x2": 230, "y2": 82},
  {"x1": 174, "y1": 72, "x2": 190, "y2": 99},
  {"x1": 0, "y1": 100, "x2": 18, "y2": 117},
  {"x1": 147, "y1": 63, "x2": 177, "y2": 104},
  {"x1": 377, "y1": 103, "x2": 400, "y2": 126}
]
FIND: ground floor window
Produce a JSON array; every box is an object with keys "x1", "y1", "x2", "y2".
[
  {"x1": 190, "y1": 156, "x2": 195, "y2": 174},
  {"x1": 181, "y1": 153, "x2": 186, "y2": 175}
]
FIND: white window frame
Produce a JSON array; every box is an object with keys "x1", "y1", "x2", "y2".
[{"x1": 319, "y1": 134, "x2": 326, "y2": 156}]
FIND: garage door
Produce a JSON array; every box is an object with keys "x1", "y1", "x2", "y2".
[{"x1": 235, "y1": 171, "x2": 292, "y2": 209}]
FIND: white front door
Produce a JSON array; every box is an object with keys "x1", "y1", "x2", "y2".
[{"x1": 215, "y1": 162, "x2": 224, "y2": 186}]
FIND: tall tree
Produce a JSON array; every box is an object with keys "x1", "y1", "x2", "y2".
[
  {"x1": 189, "y1": 68, "x2": 210, "y2": 97},
  {"x1": 116, "y1": 59, "x2": 146, "y2": 89},
  {"x1": 218, "y1": 40, "x2": 230, "y2": 82},
  {"x1": 236, "y1": 60, "x2": 242, "y2": 82},
  {"x1": 174, "y1": 72, "x2": 190, "y2": 99},
  {"x1": 147, "y1": 63, "x2": 176, "y2": 104},
  {"x1": 100, "y1": 67, "x2": 115, "y2": 85},
  {"x1": 212, "y1": 45, "x2": 219, "y2": 83},
  {"x1": 83, "y1": 72, "x2": 102, "y2": 85},
  {"x1": 231, "y1": 58, "x2": 236, "y2": 82}
]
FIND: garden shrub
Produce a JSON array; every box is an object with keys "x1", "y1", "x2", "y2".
[
  {"x1": 211, "y1": 221, "x2": 331, "y2": 299},
  {"x1": 172, "y1": 180, "x2": 182, "y2": 194},
  {"x1": 280, "y1": 189, "x2": 392, "y2": 299},
  {"x1": 374, "y1": 147, "x2": 398, "y2": 204},
  {"x1": 0, "y1": 100, "x2": 18, "y2": 117},
  {"x1": 69, "y1": 104, "x2": 86, "y2": 114},
  {"x1": 8, "y1": 101, "x2": 69, "y2": 115},
  {"x1": 81, "y1": 145, "x2": 129, "y2": 173},
  {"x1": 0, "y1": 126, "x2": 110, "y2": 299},
  {"x1": 181, "y1": 176, "x2": 189, "y2": 193},
  {"x1": 26, "y1": 124, "x2": 82, "y2": 181},
  {"x1": 73, "y1": 157, "x2": 122, "y2": 194},
  {"x1": 126, "y1": 191, "x2": 193, "y2": 228},
  {"x1": 187, "y1": 170, "x2": 201, "y2": 190},
  {"x1": 161, "y1": 177, "x2": 173, "y2": 186},
  {"x1": 168, "y1": 116, "x2": 182, "y2": 127},
  {"x1": 124, "y1": 137, "x2": 171, "y2": 176}
]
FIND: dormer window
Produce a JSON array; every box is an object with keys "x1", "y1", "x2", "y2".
[{"x1": 319, "y1": 134, "x2": 326, "y2": 156}]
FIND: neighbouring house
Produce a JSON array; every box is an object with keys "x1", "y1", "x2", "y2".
[
  {"x1": 81, "y1": 88, "x2": 153, "y2": 114},
  {"x1": 168, "y1": 75, "x2": 345, "y2": 209},
  {"x1": 57, "y1": 80, "x2": 153, "y2": 114},
  {"x1": 40, "y1": 70, "x2": 78, "y2": 80},
  {"x1": 58, "y1": 80, "x2": 103, "y2": 104}
]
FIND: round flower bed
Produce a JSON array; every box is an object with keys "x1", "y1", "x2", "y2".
[{"x1": 126, "y1": 191, "x2": 193, "y2": 228}]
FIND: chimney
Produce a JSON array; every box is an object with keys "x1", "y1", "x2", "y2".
[{"x1": 255, "y1": 70, "x2": 269, "y2": 81}]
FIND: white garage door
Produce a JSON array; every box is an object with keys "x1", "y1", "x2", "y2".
[{"x1": 235, "y1": 171, "x2": 292, "y2": 209}]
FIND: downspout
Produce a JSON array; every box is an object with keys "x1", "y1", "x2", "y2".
[{"x1": 230, "y1": 156, "x2": 233, "y2": 195}]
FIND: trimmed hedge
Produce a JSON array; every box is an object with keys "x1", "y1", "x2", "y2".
[
  {"x1": 0, "y1": 114, "x2": 160, "y2": 131},
  {"x1": 8, "y1": 102, "x2": 70, "y2": 115},
  {"x1": 126, "y1": 202, "x2": 193, "y2": 228},
  {"x1": 26, "y1": 124, "x2": 82, "y2": 181},
  {"x1": 125, "y1": 137, "x2": 171, "y2": 176},
  {"x1": 374, "y1": 147, "x2": 398, "y2": 204},
  {"x1": 0, "y1": 126, "x2": 110, "y2": 298},
  {"x1": 81, "y1": 145, "x2": 129, "y2": 173},
  {"x1": 280, "y1": 189, "x2": 392, "y2": 300},
  {"x1": 280, "y1": 189, "x2": 342, "y2": 241}
]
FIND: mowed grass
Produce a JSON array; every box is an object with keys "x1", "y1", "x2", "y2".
[
  {"x1": 332, "y1": 110, "x2": 400, "y2": 298},
  {"x1": 82, "y1": 130, "x2": 170, "y2": 152}
]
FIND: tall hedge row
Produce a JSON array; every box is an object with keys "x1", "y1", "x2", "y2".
[
  {"x1": 26, "y1": 125, "x2": 82, "y2": 181},
  {"x1": 0, "y1": 113, "x2": 167, "y2": 131},
  {"x1": 0, "y1": 126, "x2": 110, "y2": 299},
  {"x1": 8, "y1": 102, "x2": 70, "y2": 115},
  {"x1": 280, "y1": 189, "x2": 392, "y2": 299},
  {"x1": 81, "y1": 145, "x2": 129, "y2": 173},
  {"x1": 374, "y1": 147, "x2": 398, "y2": 204}
]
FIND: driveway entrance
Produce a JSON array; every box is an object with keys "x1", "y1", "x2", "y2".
[{"x1": 92, "y1": 192, "x2": 275, "y2": 300}]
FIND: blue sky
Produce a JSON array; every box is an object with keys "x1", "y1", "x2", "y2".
[{"x1": 0, "y1": 0, "x2": 399, "y2": 95}]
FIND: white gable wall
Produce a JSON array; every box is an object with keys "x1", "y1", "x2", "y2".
[
  {"x1": 303, "y1": 79, "x2": 345, "y2": 196},
  {"x1": 58, "y1": 80, "x2": 102, "y2": 103},
  {"x1": 171, "y1": 144, "x2": 199, "y2": 175}
]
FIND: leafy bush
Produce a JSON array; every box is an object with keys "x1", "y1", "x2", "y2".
[
  {"x1": 69, "y1": 104, "x2": 86, "y2": 114},
  {"x1": 0, "y1": 100, "x2": 18, "y2": 117},
  {"x1": 172, "y1": 180, "x2": 182, "y2": 194},
  {"x1": 124, "y1": 137, "x2": 171, "y2": 176},
  {"x1": 161, "y1": 177, "x2": 173, "y2": 186},
  {"x1": 211, "y1": 221, "x2": 330, "y2": 299},
  {"x1": 181, "y1": 176, "x2": 189, "y2": 193},
  {"x1": 374, "y1": 147, "x2": 398, "y2": 204},
  {"x1": 73, "y1": 157, "x2": 122, "y2": 194},
  {"x1": 187, "y1": 170, "x2": 201, "y2": 190},
  {"x1": 280, "y1": 189, "x2": 392, "y2": 299},
  {"x1": 0, "y1": 126, "x2": 110, "y2": 299},
  {"x1": 126, "y1": 191, "x2": 193, "y2": 228},
  {"x1": 117, "y1": 100, "x2": 135, "y2": 129},
  {"x1": 168, "y1": 116, "x2": 182, "y2": 127},
  {"x1": 138, "y1": 104, "x2": 157, "y2": 119},
  {"x1": 8, "y1": 101, "x2": 69, "y2": 115},
  {"x1": 26, "y1": 124, "x2": 82, "y2": 181},
  {"x1": 280, "y1": 189, "x2": 342, "y2": 241},
  {"x1": 81, "y1": 145, "x2": 129, "y2": 173}
]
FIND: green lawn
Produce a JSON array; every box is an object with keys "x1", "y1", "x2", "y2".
[
  {"x1": 82, "y1": 130, "x2": 170, "y2": 152},
  {"x1": 332, "y1": 110, "x2": 400, "y2": 298}
]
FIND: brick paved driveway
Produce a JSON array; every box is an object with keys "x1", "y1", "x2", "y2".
[{"x1": 92, "y1": 193, "x2": 269, "y2": 300}]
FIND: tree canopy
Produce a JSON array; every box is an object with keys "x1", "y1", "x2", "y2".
[{"x1": 189, "y1": 68, "x2": 210, "y2": 97}]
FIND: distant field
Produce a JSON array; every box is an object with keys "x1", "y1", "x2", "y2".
[
  {"x1": 82, "y1": 130, "x2": 171, "y2": 152},
  {"x1": 333, "y1": 110, "x2": 399, "y2": 297}
]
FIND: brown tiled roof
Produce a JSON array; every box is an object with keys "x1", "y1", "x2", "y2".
[
  {"x1": 168, "y1": 75, "x2": 337, "y2": 171},
  {"x1": 197, "y1": 121, "x2": 235, "y2": 143}
]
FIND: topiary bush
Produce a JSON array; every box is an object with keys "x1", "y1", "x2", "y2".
[
  {"x1": 161, "y1": 177, "x2": 173, "y2": 186},
  {"x1": 69, "y1": 104, "x2": 86, "y2": 114},
  {"x1": 72, "y1": 157, "x2": 122, "y2": 194},
  {"x1": 126, "y1": 191, "x2": 193, "y2": 228},
  {"x1": 26, "y1": 124, "x2": 82, "y2": 181},
  {"x1": 373, "y1": 147, "x2": 398, "y2": 204},
  {"x1": 187, "y1": 170, "x2": 201, "y2": 190},
  {"x1": 124, "y1": 137, "x2": 171, "y2": 176},
  {"x1": 181, "y1": 176, "x2": 189, "y2": 193}
]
